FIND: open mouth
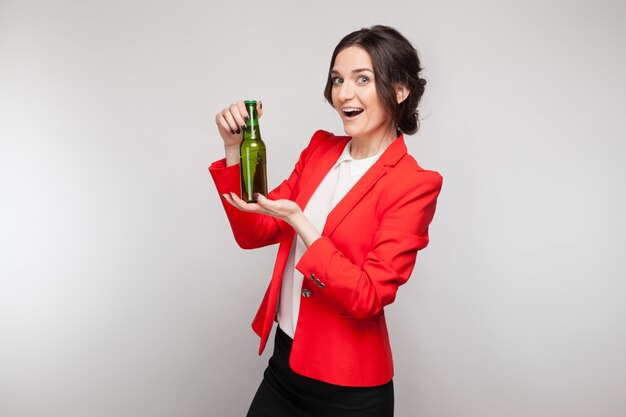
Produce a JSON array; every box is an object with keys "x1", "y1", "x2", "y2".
[{"x1": 343, "y1": 107, "x2": 364, "y2": 118}]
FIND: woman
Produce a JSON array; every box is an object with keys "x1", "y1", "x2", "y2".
[{"x1": 210, "y1": 25, "x2": 442, "y2": 417}]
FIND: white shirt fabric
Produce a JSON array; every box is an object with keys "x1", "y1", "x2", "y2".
[{"x1": 277, "y1": 141, "x2": 384, "y2": 339}]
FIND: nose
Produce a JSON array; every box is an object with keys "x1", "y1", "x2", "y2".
[{"x1": 337, "y1": 81, "x2": 355, "y2": 102}]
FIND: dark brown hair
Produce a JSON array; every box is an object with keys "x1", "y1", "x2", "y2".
[{"x1": 323, "y1": 25, "x2": 427, "y2": 135}]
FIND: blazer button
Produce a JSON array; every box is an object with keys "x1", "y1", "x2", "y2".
[
  {"x1": 309, "y1": 273, "x2": 325, "y2": 288},
  {"x1": 301, "y1": 289, "x2": 312, "y2": 298}
]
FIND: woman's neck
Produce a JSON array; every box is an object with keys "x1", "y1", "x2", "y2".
[{"x1": 349, "y1": 127, "x2": 398, "y2": 159}]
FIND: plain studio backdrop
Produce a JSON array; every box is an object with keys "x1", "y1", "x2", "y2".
[{"x1": 1, "y1": 0, "x2": 625, "y2": 416}]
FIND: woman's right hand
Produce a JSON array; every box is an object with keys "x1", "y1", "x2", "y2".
[{"x1": 215, "y1": 100, "x2": 263, "y2": 149}]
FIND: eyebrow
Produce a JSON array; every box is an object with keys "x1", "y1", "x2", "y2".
[{"x1": 330, "y1": 68, "x2": 374, "y2": 75}]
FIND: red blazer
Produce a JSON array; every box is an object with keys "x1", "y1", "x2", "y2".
[{"x1": 209, "y1": 130, "x2": 442, "y2": 387}]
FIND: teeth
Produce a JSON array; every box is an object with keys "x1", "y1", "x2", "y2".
[{"x1": 343, "y1": 107, "x2": 363, "y2": 112}]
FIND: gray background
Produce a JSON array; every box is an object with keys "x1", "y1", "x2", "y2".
[{"x1": 1, "y1": 0, "x2": 625, "y2": 416}]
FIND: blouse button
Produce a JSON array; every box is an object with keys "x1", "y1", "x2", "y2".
[{"x1": 301, "y1": 289, "x2": 312, "y2": 298}]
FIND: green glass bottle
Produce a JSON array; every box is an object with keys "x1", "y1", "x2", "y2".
[{"x1": 240, "y1": 100, "x2": 267, "y2": 203}]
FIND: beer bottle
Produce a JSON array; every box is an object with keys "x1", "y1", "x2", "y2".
[{"x1": 239, "y1": 100, "x2": 267, "y2": 203}]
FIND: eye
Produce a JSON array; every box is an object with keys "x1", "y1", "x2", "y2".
[
  {"x1": 357, "y1": 76, "x2": 369, "y2": 84},
  {"x1": 332, "y1": 76, "x2": 343, "y2": 85}
]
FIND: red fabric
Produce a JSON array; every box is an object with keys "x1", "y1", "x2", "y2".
[{"x1": 209, "y1": 130, "x2": 443, "y2": 387}]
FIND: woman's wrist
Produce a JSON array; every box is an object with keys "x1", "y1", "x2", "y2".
[
  {"x1": 224, "y1": 144, "x2": 240, "y2": 167},
  {"x1": 288, "y1": 210, "x2": 321, "y2": 248}
]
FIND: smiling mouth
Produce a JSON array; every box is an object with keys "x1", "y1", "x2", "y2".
[{"x1": 343, "y1": 107, "x2": 364, "y2": 118}]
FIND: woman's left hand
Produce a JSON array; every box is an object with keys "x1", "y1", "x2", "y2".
[
  {"x1": 222, "y1": 192, "x2": 322, "y2": 247},
  {"x1": 222, "y1": 192, "x2": 301, "y2": 224}
]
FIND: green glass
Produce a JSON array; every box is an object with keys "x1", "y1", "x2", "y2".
[{"x1": 240, "y1": 100, "x2": 267, "y2": 203}]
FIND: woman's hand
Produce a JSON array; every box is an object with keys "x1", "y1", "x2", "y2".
[
  {"x1": 215, "y1": 100, "x2": 263, "y2": 166},
  {"x1": 222, "y1": 192, "x2": 299, "y2": 222},
  {"x1": 221, "y1": 192, "x2": 321, "y2": 247}
]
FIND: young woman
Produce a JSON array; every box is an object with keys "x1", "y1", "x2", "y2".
[{"x1": 210, "y1": 25, "x2": 443, "y2": 417}]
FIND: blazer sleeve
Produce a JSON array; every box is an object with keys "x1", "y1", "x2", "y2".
[
  {"x1": 209, "y1": 129, "x2": 332, "y2": 249},
  {"x1": 295, "y1": 170, "x2": 443, "y2": 318}
]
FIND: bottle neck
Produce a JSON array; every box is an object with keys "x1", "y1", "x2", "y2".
[{"x1": 244, "y1": 101, "x2": 261, "y2": 140}]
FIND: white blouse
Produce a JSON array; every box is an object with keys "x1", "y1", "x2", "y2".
[{"x1": 277, "y1": 141, "x2": 384, "y2": 339}]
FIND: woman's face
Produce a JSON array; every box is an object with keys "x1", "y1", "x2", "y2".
[{"x1": 330, "y1": 46, "x2": 394, "y2": 141}]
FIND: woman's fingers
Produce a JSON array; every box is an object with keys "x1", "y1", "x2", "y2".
[
  {"x1": 215, "y1": 101, "x2": 249, "y2": 134},
  {"x1": 215, "y1": 109, "x2": 238, "y2": 137},
  {"x1": 215, "y1": 99, "x2": 262, "y2": 152},
  {"x1": 229, "y1": 103, "x2": 247, "y2": 132},
  {"x1": 228, "y1": 191, "x2": 247, "y2": 207},
  {"x1": 237, "y1": 101, "x2": 250, "y2": 127},
  {"x1": 215, "y1": 100, "x2": 263, "y2": 134},
  {"x1": 223, "y1": 107, "x2": 242, "y2": 134},
  {"x1": 223, "y1": 192, "x2": 274, "y2": 215},
  {"x1": 222, "y1": 192, "x2": 298, "y2": 223},
  {"x1": 225, "y1": 192, "x2": 259, "y2": 212},
  {"x1": 253, "y1": 194, "x2": 297, "y2": 219},
  {"x1": 216, "y1": 112, "x2": 236, "y2": 135},
  {"x1": 252, "y1": 193, "x2": 282, "y2": 214},
  {"x1": 253, "y1": 193, "x2": 274, "y2": 211}
]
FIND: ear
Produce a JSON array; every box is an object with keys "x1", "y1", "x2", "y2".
[{"x1": 395, "y1": 84, "x2": 410, "y2": 104}]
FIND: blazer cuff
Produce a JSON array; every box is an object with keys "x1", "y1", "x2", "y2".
[
  {"x1": 295, "y1": 237, "x2": 336, "y2": 289},
  {"x1": 208, "y1": 159, "x2": 240, "y2": 194}
]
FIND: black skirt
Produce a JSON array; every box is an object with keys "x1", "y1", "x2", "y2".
[{"x1": 246, "y1": 327, "x2": 394, "y2": 417}]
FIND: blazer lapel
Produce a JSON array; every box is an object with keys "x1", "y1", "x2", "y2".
[
  {"x1": 294, "y1": 137, "x2": 349, "y2": 209},
  {"x1": 322, "y1": 136, "x2": 408, "y2": 237}
]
